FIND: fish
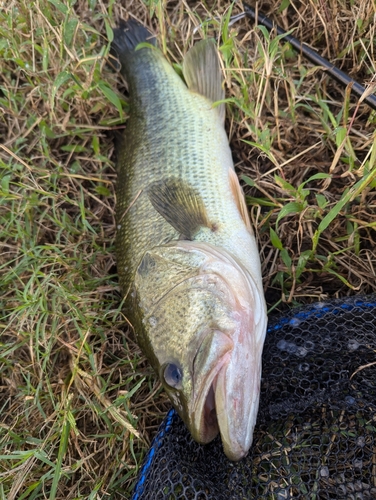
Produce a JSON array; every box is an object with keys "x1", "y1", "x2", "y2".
[{"x1": 111, "y1": 18, "x2": 267, "y2": 461}]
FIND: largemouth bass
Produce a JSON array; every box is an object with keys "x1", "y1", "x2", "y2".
[{"x1": 112, "y1": 19, "x2": 267, "y2": 461}]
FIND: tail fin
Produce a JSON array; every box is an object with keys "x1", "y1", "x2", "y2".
[{"x1": 111, "y1": 19, "x2": 156, "y2": 72}]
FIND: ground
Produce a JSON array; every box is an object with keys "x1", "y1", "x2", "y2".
[{"x1": 0, "y1": 0, "x2": 375, "y2": 498}]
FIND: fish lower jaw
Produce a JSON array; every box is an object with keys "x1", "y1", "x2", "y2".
[
  {"x1": 217, "y1": 408, "x2": 257, "y2": 461},
  {"x1": 222, "y1": 441, "x2": 249, "y2": 462},
  {"x1": 213, "y1": 353, "x2": 262, "y2": 461}
]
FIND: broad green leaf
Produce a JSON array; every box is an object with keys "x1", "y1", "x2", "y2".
[
  {"x1": 257, "y1": 25, "x2": 270, "y2": 42},
  {"x1": 318, "y1": 188, "x2": 350, "y2": 233},
  {"x1": 1, "y1": 174, "x2": 11, "y2": 193},
  {"x1": 33, "y1": 450, "x2": 56, "y2": 468},
  {"x1": 270, "y1": 227, "x2": 283, "y2": 250},
  {"x1": 295, "y1": 250, "x2": 312, "y2": 279},
  {"x1": 346, "y1": 220, "x2": 354, "y2": 235},
  {"x1": 95, "y1": 185, "x2": 111, "y2": 197},
  {"x1": 51, "y1": 71, "x2": 72, "y2": 110},
  {"x1": 276, "y1": 201, "x2": 304, "y2": 226},
  {"x1": 316, "y1": 193, "x2": 328, "y2": 209},
  {"x1": 301, "y1": 172, "x2": 331, "y2": 185},
  {"x1": 275, "y1": 175, "x2": 295, "y2": 193},
  {"x1": 48, "y1": 0, "x2": 68, "y2": 14},
  {"x1": 60, "y1": 145, "x2": 87, "y2": 153},
  {"x1": 278, "y1": 0, "x2": 291, "y2": 12},
  {"x1": 298, "y1": 188, "x2": 310, "y2": 200},
  {"x1": 242, "y1": 175, "x2": 255, "y2": 187},
  {"x1": 64, "y1": 18, "x2": 78, "y2": 47},
  {"x1": 281, "y1": 248, "x2": 292, "y2": 270},
  {"x1": 92, "y1": 135, "x2": 100, "y2": 155},
  {"x1": 98, "y1": 81, "x2": 123, "y2": 119},
  {"x1": 335, "y1": 126, "x2": 346, "y2": 147},
  {"x1": 242, "y1": 139, "x2": 277, "y2": 164},
  {"x1": 104, "y1": 18, "x2": 113, "y2": 43}
]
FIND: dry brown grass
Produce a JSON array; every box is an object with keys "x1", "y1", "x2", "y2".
[{"x1": 1, "y1": 0, "x2": 375, "y2": 498}]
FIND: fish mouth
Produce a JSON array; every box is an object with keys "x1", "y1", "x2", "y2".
[
  {"x1": 190, "y1": 317, "x2": 265, "y2": 462},
  {"x1": 193, "y1": 345, "x2": 263, "y2": 461},
  {"x1": 191, "y1": 330, "x2": 233, "y2": 444}
]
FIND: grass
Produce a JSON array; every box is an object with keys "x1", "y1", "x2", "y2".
[{"x1": 1, "y1": 0, "x2": 375, "y2": 498}]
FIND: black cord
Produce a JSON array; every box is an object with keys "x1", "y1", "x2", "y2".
[{"x1": 243, "y1": 3, "x2": 376, "y2": 111}]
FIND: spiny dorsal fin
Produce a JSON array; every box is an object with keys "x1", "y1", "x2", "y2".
[
  {"x1": 148, "y1": 178, "x2": 210, "y2": 239},
  {"x1": 182, "y1": 39, "x2": 225, "y2": 122},
  {"x1": 229, "y1": 169, "x2": 253, "y2": 233}
]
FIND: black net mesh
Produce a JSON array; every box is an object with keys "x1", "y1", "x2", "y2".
[{"x1": 132, "y1": 296, "x2": 376, "y2": 499}]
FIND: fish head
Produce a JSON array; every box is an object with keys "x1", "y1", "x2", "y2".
[{"x1": 134, "y1": 241, "x2": 267, "y2": 461}]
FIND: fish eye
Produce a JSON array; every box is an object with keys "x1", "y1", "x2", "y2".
[{"x1": 164, "y1": 363, "x2": 183, "y2": 389}]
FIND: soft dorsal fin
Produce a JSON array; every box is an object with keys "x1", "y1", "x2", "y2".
[
  {"x1": 229, "y1": 169, "x2": 253, "y2": 233},
  {"x1": 148, "y1": 178, "x2": 211, "y2": 239},
  {"x1": 182, "y1": 39, "x2": 225, "y2": 122}
]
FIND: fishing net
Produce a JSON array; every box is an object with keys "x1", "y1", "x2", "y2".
[{"x1": 132, "y1": 295, "x2": 376, "y2": 499}]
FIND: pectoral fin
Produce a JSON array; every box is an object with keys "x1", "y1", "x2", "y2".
[
  {"x1": 229, "y1": 169, "x2": 253, "y2": 233},
  {"x1": 182, "y1": 39, "x2": 225, "y2": 123},
  {"x1": 148, "y1": 178, "x2": 210, "y2": 239}
]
